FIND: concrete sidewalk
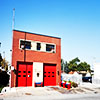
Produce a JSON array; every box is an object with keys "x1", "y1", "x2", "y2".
[
  {"x1": 0, "y1": 87, "x2": 62, "y2": 98},
  {"x1": 1, "y1": 83, "x2": 100, "y2": 99}
]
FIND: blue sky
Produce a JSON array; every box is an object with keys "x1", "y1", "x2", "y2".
[{"x1": 0, "y1": 0, "x2": 100, "y2": 66}]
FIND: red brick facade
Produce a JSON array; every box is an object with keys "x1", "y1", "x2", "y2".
[{"x1": 11, "y1": 30, "x2": 61, "y2": 87}]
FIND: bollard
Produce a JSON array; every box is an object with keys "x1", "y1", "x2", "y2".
[
  {"x1": 67, "y1": 84, "x2": 71, "y2": 90},
  {"x1": 63, "y1": 82, "x2": 66, "y2": 88}
]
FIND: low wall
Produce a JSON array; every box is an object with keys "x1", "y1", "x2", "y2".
[{"x1": 61, "y1": 73, "x2": 82, "y2": 84}]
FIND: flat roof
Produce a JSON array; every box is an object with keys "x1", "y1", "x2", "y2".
[{"x1": 13, "y1": 29, "x2": 61, "y2": 39}]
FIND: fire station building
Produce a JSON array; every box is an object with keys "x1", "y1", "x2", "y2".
[{"x1": 11, "y1": 30, "x2": 61, "y2": 87}]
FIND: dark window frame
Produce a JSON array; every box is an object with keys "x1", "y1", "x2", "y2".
[
  {"x1": 20, "y1": 40, "x2": 31, "y2": 50},
  {"x1": 46, "y1": 44, "x2": 55, "y2": 53},
  {"x1": 37, "y1": 43, "x2": 41, "y2": 50}
]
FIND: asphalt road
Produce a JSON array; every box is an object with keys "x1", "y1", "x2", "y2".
[{"x1": 1, "y1": 94, "x2": 100, "y2": 100}]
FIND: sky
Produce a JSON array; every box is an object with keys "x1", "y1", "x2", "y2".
[{"x1": 0, "y1": 0, "x2": 100, "y2": 67}]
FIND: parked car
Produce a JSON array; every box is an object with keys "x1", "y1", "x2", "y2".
[{"x1": 82, "y1": 77, "x2": 92, "y2": 83}]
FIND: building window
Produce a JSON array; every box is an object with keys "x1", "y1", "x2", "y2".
[
  {"x1": 20, "y1": 40, "x2": 31, "y2": 50},
  {"x1": 46, "y1": 44, "x2": 55, "y2": 53},
  {"x1": 37, "y1": 43, "x2": 41, "y2": 50}
]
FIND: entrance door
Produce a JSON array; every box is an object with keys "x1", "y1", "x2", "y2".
[
  {"x1": 44, "y1": 64, "x2": 56, "y2": 86},
  {"x1": 17, "y1": 63, "x2": 33, "y2": 87}
]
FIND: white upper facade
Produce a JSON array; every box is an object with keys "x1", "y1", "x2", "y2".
[{"x1": 19, "y1": 39, "x2": 56, "y2": 53}]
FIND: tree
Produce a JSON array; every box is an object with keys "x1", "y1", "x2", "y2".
[
  {"x1": 61, "y1": 57, "x2": 90, "y2": 73},
  {"x1": 69, "y1": 57, "x2": 80, "y2": 64},
  {"x1": 68, "y1": 57, "x2": 80, "y2": 71},
  {"x1": 61, "y1": 59, "x2": 65, "y2": 71},
  {"x1": 0, "y1": 54, "x2": 9, "y2": 91},
  {"x1": 1, "y1": 58, "x2": 9, "y2": 71},
  {"x1": 61, "y1": 59, "x2": 69, "y2": 73},
  {"x1": 0, "y1": 53, "x2": 3, "y2": 67},
  {"x1": 77, "y1": 62, "x2": 90, "y2": 71},
  {"x1": 64, "y1": 61, "x2": 69, "y2": 73}
]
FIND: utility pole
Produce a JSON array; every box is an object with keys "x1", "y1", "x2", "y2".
[
  {"x1": 12, "y1": 8, "x2": 15, "y2": 30},
  {"x1": 12, "y1": 8, "x2": 15, "y2": 87},
  {"x1": 9, "y1": 49, "x2": 12, "y2": 88}
]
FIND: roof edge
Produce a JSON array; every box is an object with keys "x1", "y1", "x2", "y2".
[{"x1": 13, "y1": 29, "x2": 61, "y2": 39}]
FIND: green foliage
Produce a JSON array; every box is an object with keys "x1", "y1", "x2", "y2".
[
  {"x1": 0, "y1": 84, "x2": 4, "y2": 93},
  {"x1": 61, "y1": 59, "x2": 69, "y2": 73},
  {"x1": 61, "y1": 59, "x2": 64, "y2": 71},
  {"x1": 68, "y1": 57, "x2": 80, "y2": 71},
  {"x1": 1, "y1": 58, "x2": 9, "y2": 71},
  {"x1": 71, "y1": 82, "x2": 78, "y2": 88},
  {"x1": 77, "y1": 62, "x2": 90, "y2": 71},
  {"x1": 0, "y1": 53, "x2": 9, "y2": 71},
  {"x1": 64, "y1": 61, "x2": 69, "y2": 73},
  {"x1": 61, "y1": 57, "x2": 91, "y2": 73},
  {"x1": 69, "y1": 57, "x2": 80, "y2": 64}
]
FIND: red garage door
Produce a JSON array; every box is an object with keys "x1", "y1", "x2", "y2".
[
  {"x1": 44, "y1": 64, "x2": 56, "y2": 86},
  {"x1": 17, "y1": 63, "x2": 33, "y2": 87}
]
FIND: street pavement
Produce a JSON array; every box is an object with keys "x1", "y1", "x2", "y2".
[
  {"x1": 0, "y1": 83, "x2": 100, "y2": 100},
  {"x1": 1, "y1": 93, "x2": 100, "y2": 100}
]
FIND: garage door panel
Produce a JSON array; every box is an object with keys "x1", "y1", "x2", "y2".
[
  {"x1": 18, "y1": 64, "x2": 26, "y2": 87},
  {"x1": 17, "y1": 63, "x2": 33, "y2": 87},
  {"x1": 27, "y1": 64, "x2": 33, "y2": 86},
  {"x1": 44, "y1": 64, "x2": 56, "y2": 86}
]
